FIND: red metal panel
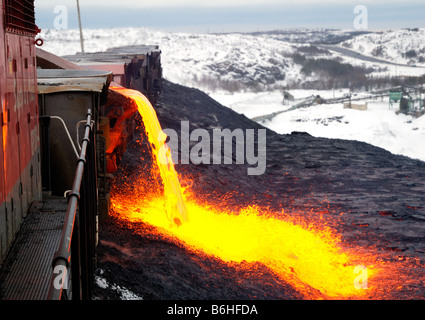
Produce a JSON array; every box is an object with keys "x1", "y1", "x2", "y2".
[
  {"x1": 0, "y1": 0, "x2": 40, "y2": 259},
  {"x1": 2, "y1": 13, "x2": 39, "y2": 201},
  {"x1": 4, "y1": 0, "x2": 37, "y2": 36},
  {"x1": 4, "y1": 32, "x2": 23, "y2": 199},
  {"x1": 0, "y1": 0, "x2": 5, "y2": 206}
]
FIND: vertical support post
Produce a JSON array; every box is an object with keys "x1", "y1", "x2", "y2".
[
  {"x1": 76, "y1": 0, "x2": 85, "y2": 53},
  {"x1": 71, "y1": 214, "x2": 82, "y2": 300},
  {"x1": 39, "y1": 116, "x2": 51, "y2": 191}
]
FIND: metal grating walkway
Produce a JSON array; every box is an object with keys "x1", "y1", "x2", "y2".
[{"x1": 0, "y1": 196, "x2": 68, "y2": 300}]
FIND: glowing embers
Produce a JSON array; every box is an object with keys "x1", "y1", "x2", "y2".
[{"x1": 113, "y1": 193, "x2": 377, "y2": 299}]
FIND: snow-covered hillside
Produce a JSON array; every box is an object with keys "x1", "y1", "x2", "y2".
[
  {"x1": 40, "y1": 27, "x2": 301, "y2": 91},
  {"x1": 38, "y1": 27, "x2": 425, "y2": 162},
  {"x1": 39, "y1": 27, "x2": 425, "y2": 93},
  {"x1": 340, "y1": 28, "x2": 425, "y2": 66}
]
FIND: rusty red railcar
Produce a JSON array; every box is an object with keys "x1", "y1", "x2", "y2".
[
  {"x1": 0, "y1": 0, "x2": 42, "y2": 264},
  {"x1": 0, "y1": 0, "x2": 163, "y2": 299}
]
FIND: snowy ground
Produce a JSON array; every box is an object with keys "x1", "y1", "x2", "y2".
[
  {"x1": 95, "y1": 269, "x2": 142, "y2": 300},
  {"x1": 211, "y1": 90, "x2": 425, "y2": 163}
]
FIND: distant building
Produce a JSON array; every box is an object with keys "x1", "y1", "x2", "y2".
[{"x1": 343, "y1": 102, "x2": 368, "y2": 110}]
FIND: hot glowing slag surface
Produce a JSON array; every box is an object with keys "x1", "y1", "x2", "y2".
[{"x1": 108, "y1": 87, "x2": 414, "y2": 300}]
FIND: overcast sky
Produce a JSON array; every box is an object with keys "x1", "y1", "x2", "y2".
[{"x1": 34, "y1": 0, "x2": 425, "y2": 32}]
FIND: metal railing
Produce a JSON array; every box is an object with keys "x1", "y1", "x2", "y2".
[{"x1": 47, "y1": 109, "x2": 98, "y2": 300}]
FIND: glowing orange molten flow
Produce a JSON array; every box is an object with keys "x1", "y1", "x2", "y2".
[
  {"x1": 110, "y1": 86, "x2": 188, "y2": 226},
  {"x1": 110, "y1": 87, "x2": 378, "y2": 299}
]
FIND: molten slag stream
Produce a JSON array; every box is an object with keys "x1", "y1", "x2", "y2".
[
  {"x1": 110, "y1": 87, "x2": 188, "y2": 226},
  {"x1": 110, "y1": 87, "x2": 379, "y2": 299}
]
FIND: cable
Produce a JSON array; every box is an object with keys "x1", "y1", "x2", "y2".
[
  {"x1": 50, "y1": 116, "x2": 79, "y2": 159},
  {"x1": 75, "y1": 120, "x2": 87, "y2": 151}
]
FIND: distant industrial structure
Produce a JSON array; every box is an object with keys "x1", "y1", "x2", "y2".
[
  {"x1": 279, "y1": 85, "x2": 425, "y2": 119},
  {"x1": 389, "y1": 86, "x2": 425, "y2": 117}
]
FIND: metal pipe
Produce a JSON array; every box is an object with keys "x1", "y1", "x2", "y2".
[
  {"x1": 76, "y1": 119, "x2": 88, "y2": 151},
  {"x1": 76, "y1": 0, "x2": 84, "y2": 53}
]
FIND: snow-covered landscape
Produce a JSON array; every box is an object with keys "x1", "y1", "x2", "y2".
[
  {"x1": 340, "y1": 28, "x2": 425, "y2": 66},
  {"x1": 212, "y1": 90, "x2": 425, "y2": 161},
  {"x1": 38, "y1": 27, "x2": 425, "y2": 162}
]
